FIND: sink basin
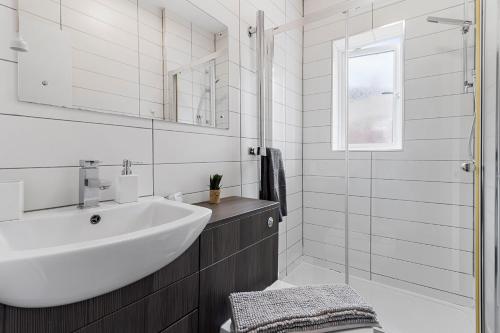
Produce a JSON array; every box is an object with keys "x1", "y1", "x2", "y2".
[{"x1": 0, "y1": 196, "x2": 211, "y2": 307}]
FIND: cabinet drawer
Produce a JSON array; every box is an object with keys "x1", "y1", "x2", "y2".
[
  {"x1": 200, "y1": 208, "x2": 280, "y2": 268},
  {"x1": 145, "y1": 273, "x2": 199, "y2": 333},
  {"x1": 200, "y1": 218, "x2": 240, "y2": 268},
  {"x1": 75, "y1": 273, "x2": 199, "y2": 333},
  {"x1": 161, "y1": 310, "x2": 198, "y2": 333},
  {"x1": 199, "y1": 234, "x2": 278, "y2": 333}
]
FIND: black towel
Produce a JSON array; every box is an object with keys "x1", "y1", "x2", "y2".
[{"x1": 260, "y1": 147, "x2": 287, "y2": 222}]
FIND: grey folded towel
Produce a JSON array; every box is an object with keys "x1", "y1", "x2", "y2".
[
  {"x1": 229, "y1": 284, "x2": 379, "y2": 333},
  {"x1": 260, "y1": 147, "x2": 287, "y2": 222}
]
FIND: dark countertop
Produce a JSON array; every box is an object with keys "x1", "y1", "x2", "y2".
[{"x1": 195, "y1": 196, "x2": 279, "y2": 229}]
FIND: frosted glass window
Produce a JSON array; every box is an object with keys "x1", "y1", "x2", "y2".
[
  {"x1": 348, "y1": 51, "x2": 395, "y2": 145},
  {"x1": 331, "y1": 21, "x2": 404, "y2": 151}
]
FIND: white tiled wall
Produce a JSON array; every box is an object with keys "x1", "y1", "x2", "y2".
[
  {"x1": 302, "y1": 0, "x2": 475, "y2": 306},
  {"x1": 0, "y1": 0, "x2": 302, "y2": 275}
]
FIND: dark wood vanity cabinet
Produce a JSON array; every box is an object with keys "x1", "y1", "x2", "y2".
[
  {"x1": 197, "y1": 200, "x2": 279, "y2": 333},
  {"x1": 0, "y1": 197, "x2": 279, "y2": 333}
]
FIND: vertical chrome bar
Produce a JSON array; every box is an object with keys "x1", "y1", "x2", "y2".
[
  {"x1": 265, "y1": 31, "x2": 274, "y2": 149},
  {"x1": 210, "y1": 59, "x2": 216, "y2": 127},
  {"x1": 493, "y1": 0, "x2": 500, "y2": 324},
  {"x1": 344, "y1": 10, "x2": 350, "y2": 285},
  {"x1": 171, "y1": 73, "x2": 178, "y2": 122},
  {"x1": 495, "y1": 58, "x2": 500, "y2": 330},
  {"x1": 463, "y1": 29, "x2": 469, "y2": 93},
  {"x1": 463, "y1": 0, "x2": 470, "y2": 94},
  {"x1": 256, "y1": 10, "x2": 267, "y2": 156}
]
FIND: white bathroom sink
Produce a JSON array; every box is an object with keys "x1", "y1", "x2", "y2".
[{"x1": 0, "y1": 196, "x2": 211, "y2": 308}]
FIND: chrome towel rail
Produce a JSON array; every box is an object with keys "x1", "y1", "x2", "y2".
[{"x1": 248, "y1": 10, "x2": 267, "y2": 156}]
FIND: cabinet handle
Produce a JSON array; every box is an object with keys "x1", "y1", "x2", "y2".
[{"x1": 267, "y1": 217, "x2": 274, "y2": 228}]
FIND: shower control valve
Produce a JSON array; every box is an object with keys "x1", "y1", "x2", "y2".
[{"x1": 461, "y1": 161, "x2": 475, "y2": 173}]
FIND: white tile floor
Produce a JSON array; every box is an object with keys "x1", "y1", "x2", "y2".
[{"x1": 282, "y1": 261, "x2": 475, "y2": 333}]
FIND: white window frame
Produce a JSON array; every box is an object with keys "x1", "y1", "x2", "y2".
[{"x1": 332, "y1": 22, "x2": 405, "y2": 152}]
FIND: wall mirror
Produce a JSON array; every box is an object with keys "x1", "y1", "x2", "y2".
[{"x1": 17, "y1": 0, "x2": 229, "y2": 129}]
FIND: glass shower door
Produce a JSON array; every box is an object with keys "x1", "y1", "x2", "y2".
[
  {"x1": 344, "y1": 1, "x2": 476, "y2": 331},
  {"x1": 300, "y1": 8, "x2": 352, "y2": 284},
  {"x1": 275, "y1": 0, "x2": 477, "y2": 330}
]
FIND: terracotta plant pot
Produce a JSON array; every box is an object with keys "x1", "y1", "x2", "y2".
[{"x1": 209, "y1": 189, "x2": 221, "y2": 204}]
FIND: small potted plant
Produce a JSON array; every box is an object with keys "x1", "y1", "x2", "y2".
[{"x1": 209, "y1": 174, "x2": 223, "y2": 204}]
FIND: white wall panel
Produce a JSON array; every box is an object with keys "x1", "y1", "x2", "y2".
[
  {"x1": 372, "y1": 236, "x2": 473, "y2": 274},
  {"x1": 405, "y1": 93, "x2": 474, "y2": 120},
  {"x1": 0, "y1": 5, "x2": 17, "y2": 62},
  {"x1": 372, "y1": 160, "x2": 472, "y2": 183},
  {"x1": 372, "y1": 197, "x2": 473, "y2": 229},
  {"x1": 405, "y1": 116, "x2": 473, "y2": 140},
  {"x1": 371, "y1": 255, "x2": 474, "y2": 298},
  {"x1": 303, "y1": 158, "x2": 371, "y2": 177},
  {"x1": 0, "y1": 114, "x2": 152, "y2": 168},
  {"x1": 304, "y1": 207, "x2": 370, "y2": 234},
  {"x1": 372, "y1": 217, "x2": 473, "y2": 251},
  {"x1": 304, "y1": 223, "x2": 370, "y2": 252},
  {"x1": 304, "y1": 109, "x2": 330, "y2": 127},
  {"x1": 20, "y1": 0, "x2": 60, "y2": 23},
  {"x1": 372, "y1": 138, "x2": 469, "y2": 161},
  {"x1": 405, "y1": 48, "x2": 474, "y2": 80},
  {"x1": 303, "y1": 176, "x2": 370, "y2": 197},
  {"x1": 304, "y1": 60, "x2": 332, "y2": 79},
  {"x1": 405, "y1": 28, "x2": 473, "y2": 60},
  {"x1": 372, "y1": 179, "x2": 473, "y2": 206},
  {"x1": 154, "y1": 130, "x2": 240, "y2": 164},
  {"x1": 154, "y1": 162, "x2": 241, "y2": 197},
  {"x1": 405, "y1": 71, "x2": 469, "y2": 100}
]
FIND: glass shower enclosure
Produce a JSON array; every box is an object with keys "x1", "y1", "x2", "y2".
[{"x1": 257, "y1": 0, "x2": 478, "y2": 331}]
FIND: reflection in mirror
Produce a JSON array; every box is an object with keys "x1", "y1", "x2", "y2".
[
  {"x1": 332, "y1": 21, "x2": 405, "y2": 151},
  {"x1": 156, "y1": 0, "x2": 229, "y2": 127},
  {"x1": 17, "y1": 0, "x2": 229, "y2": 129}
]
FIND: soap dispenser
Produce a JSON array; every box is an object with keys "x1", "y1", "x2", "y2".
[{"x1": 115, "y1": 159, "x2": 139, "y2": 204}]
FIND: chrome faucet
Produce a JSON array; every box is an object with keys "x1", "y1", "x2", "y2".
[{"x1": 78, "y1": 160, "x2": 111, "y2": 208}]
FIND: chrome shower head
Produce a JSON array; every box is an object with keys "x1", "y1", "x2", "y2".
[{"x1": 426, "y1": 16, "x2": 472, "y2": 33}]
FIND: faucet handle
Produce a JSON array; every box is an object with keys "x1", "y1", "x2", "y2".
[
  {"x1": 80, "y1": 160, "x2": 102, "y2": 168},
  {"x1": 122, "y1": 159, "x2": 146, "y2": 165},
  {"x1": 121, "y1": 159, "x2": 146, "y2": 175}
]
